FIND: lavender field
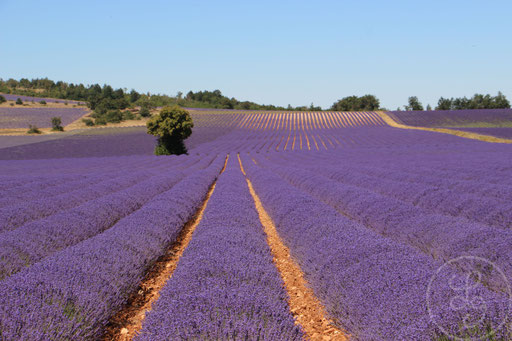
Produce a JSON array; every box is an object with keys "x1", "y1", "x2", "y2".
[
  {"x1": 0, "y1": 107, "x2": 88, "y2": 129},
  {"x1": 1, "y1": 110, "x2": 511, "y2": 340},
  {"x1": 0, "y1": 93, "x2": 82, "y2": 104},
  {"x1": 389, "y1": 109, "x2": 512, "y2": 128}
]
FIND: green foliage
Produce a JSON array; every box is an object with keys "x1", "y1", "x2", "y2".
[
  {"x1": 51, "y1": 117, "x2": 64, "y2": 131},
  {"x1": 331, "y1": 95, "x2": 380, "y2": 111},
  {"x1": 95, "y1": 117, "x2": 107, "y2": 125},
  {"x1": 129, "y1": 89, "x2": 140, "y2": 103},
  {"x1": 103, "y1": 110, "x2": 123, "y2": 123},
  {"x1": 27, "y1": 125, "x2": 41, "y2": 134},
  {"x1": 436, "y1": 92, "x2": 510, "y2": 110},
  {"x1": 405, "y1": 96, "x2": 424, "y2": 111},
  {"x1": 0, "y1": 95, "x2": 5, "y2": 104},
  {"x1": 16, "y1": 98, "x2": 23, "y2": 105},
  {"x1": 147, "y1": 106, "x2": 193, "y2": 155},
  {"x1": 82, "y1": 118, "x2": 95, "y2": 126},
  {"x1": 139, "y1": 106, "x2": 151, "y2": 117},
  {"x1": 122, "y1": 110, "x2": 135, "y2": 120},
  {"x1": 39, "y1": 100, "x2": 47, "y2": 105}
]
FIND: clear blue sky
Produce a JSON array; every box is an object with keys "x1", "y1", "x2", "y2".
[{"x1": 1, "y1": 0, "x2": 511, "y2": 109}]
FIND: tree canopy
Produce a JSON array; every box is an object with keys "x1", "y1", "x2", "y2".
[
  {"x1": 331, "y1": 95, "x2": 380, "y2": 111},
  {"x1": 405, "y1": 96, "x2": 424, "y2": 111},
  {"x1": 146, "y1": 106, "x2": 194, "y2": 155},
  {"x1": 435, "y1": 92, "x2": 510, "y2": 110}
]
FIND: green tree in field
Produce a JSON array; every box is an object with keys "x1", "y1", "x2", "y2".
[
  {"x1": 405, "y1": 96, "x2": 424, "y2": 111},
  {"x1": 146, "y1": 106, "x2": 194, "y2": 155},
  {"x1": 0, "y1": 95, "x2": 5, "y2": 104},
  {"x1": 16, "y1": 98, "x2": 23, "y2": 105},
  {"x1": 51, "y1": 117, "x2": 64, "y2": 131}
]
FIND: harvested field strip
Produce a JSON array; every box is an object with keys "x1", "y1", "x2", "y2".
[
  {"x1": 378, "y1": 111, "x2": 512, "y2": 144},
  {"x1": 104, "y1": 155, "x2": 228, "y2": 341},
  {"x1": 239, "y1": 155, "x2": 348, "y2": 341}
]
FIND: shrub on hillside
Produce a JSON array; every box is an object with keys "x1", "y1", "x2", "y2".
[
  {"x1": 16, "y1": 98, "x2": 23, "y2": 105},
  {"x1": 122, "y1": 110, "x2": 135, "y2": 120},
  {"x1": 51, "y1": 117, "x2": 64, "y2": 131},
  {"x1": 139, "y1": 107, "x2": 151, "y2": 118},
  {"x1": 95, "y1": 117, "x2": 107, "y2": 125},
  {"x1": 0, "y1": 95, "x2": 6, "y2": 104},
  {"x1": 39, "y1": 100, "x2": 47, "y2": 105},
  {"x1": 82, "y1": 118, "x2": 95, "y2": 126},
  {"x1": 27, "y1": 125, "x2": 41, "y2": 134}
]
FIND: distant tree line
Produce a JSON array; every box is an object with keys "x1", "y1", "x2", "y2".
[
  {"x1": 398, "y1": 92, "x2": 510, "y2": 111},
  {"x1": 330, "y1": 95, "x2": 380, "y2": 111},
  {"x1": 2, "y1": 78, "x2": 510, "y2": 114}
]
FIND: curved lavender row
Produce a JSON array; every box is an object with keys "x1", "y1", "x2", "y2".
[
  {"x1": 137, "y1": 158, "x2": 302, "y2": 340},
  {"x1": 0, "y1": 155, "x2": 163, "y2": 175},
  {"x1": 240, "y1": 155, "x2": 510, "y2": 340},
  {"x1": 0, "y1": 156, "x2": 199, "y2": 232},
  {"x1": 286, "y1": 148, "x2": 512, "y2": 187},
  {"x1": 257, "y1": 158, "x2": 512, "y2": 292},
  {"x1": 0, "y1": 156, "x2": 189, "y2": 209},
  {"x1": 279, "y1": 150, "x2": 512, "y2": 197},
  {"x1": 264, "y1": 154, "x2": 512, "y2": 229},
  {"x1": 314, "y1": 165, "x2": 512, "y2": 230},
  {"x1": 0, "y1": 173, "x2": 86, "y2": 193},
  {"x1": 0, "y1": 161, "x2": 164, "y2": 208},
  {"x1": 0, "y1": 155, "x2": 215, "y2": 280},
  {"x1": 0, "y1": 156, "x2": 225, "y2": 340}
]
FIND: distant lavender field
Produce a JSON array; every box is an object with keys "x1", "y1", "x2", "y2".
[
  {"x1": 0, "y1": 93, "x2": 82, "y2": 104},
  {"x1": 0, "y1": 107, "x2": 88, "y2": 129},
  {"x1": 0, "y1": 127, "x2": 155, "y2": 160},
  {"x1": 388, "y1": 109, "x2": 512, "y2": 127},
  {"x1": 457, "y1": 127, "x2": 512, "y2": 139}
]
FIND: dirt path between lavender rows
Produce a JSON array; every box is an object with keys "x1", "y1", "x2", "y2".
[
  {"x1": 103, "y1": 156, "x2": 228, "y2": 341},
  {"x1": 238, "y1": 154, "x2": 348, "y2": 341},
  {"x1": 377, "y1": 111, "x2": 512, "y2": 144}
]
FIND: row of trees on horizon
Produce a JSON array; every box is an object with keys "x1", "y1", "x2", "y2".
[{"x1": 0, "y1": 78, "x2": 510, "y2": 112}]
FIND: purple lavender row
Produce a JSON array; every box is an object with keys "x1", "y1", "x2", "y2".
[
  {"x1": 281, "y1": 149, "x2": 512, "y2": 195},
  {"x1": 264, "y1": 153, "x2": 512, "y2": 229},
  {"x1": 257, "y1": 157, "x2": 512, "y2": 292},
  {"x1": 0, "y1": 156, "x2": 225, "y2": 340},
  {"x1": 137, "y1": 158, "x2": 302, "y2": 340},
  {"x1": 0, "y1": 173, "x2": 87, "y2": 193},
  {"x1": 312, "y1": 165, "x2": 512, "y2": 230},
  {"x1": 0, "y1": 170, "x2": 149, "y2": 232},
  {"x1": 0, "y1": 155, "x2": 216, "y2": 280},
  {"x1": 240, "y1": 155, "x2": 511, "y2": 340},
  {"x1": 0, "y1": 159, "x2": 168, "y2": 208},
  {"x1": 0, "y1": 155, "x2": 163, "y2": 175},
  {"x1": 0, "y1": 156, "x2": 187, "y2": 207},
  {"x1": 0, "y1": 156, "x2": 199, "y2": 232}
]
